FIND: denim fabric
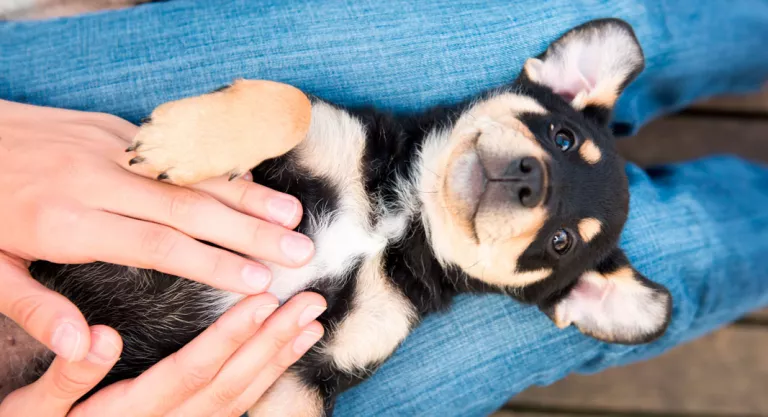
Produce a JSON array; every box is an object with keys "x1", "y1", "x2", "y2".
[{"x1": 2, "y1": 1, "x2": 768, "y2": 416}]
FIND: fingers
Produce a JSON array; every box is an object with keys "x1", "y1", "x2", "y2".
[
  {"x1": 103, "y1": 177, "x2": 314, "y2": 268},
  {"x1": 216, "y1": 322, "x2": 324, "y2": 417},
  {"x1": 0, "y1": 326, "x2": 121, "y2": 417},
  {"x1": 169, "y1": 293, "x2": 326, "y2": 417},
  {"x1": 77, "y1": 294, "x2": 280, "y2": 417},
  {"x1": 71, "y1": 210, "x2": 274, "y2": 294},
  {"x1": 191, "y1": 175, "x2": 303, "y2": 230},
  {"x1": 0, "y1": 252, "x2": 91, "y2": 362}
]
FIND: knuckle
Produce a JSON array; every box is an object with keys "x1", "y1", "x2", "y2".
[
  {"x1": 266, "y1": 328, "x2": 296, "y2": 353},
  {"x1": 224, "y1": 403, "x2": 250, "y2": 417},
  {"x1": 139, "y1": 226, "x2": 179, "y2": 266},
  {"x1": 264, "y1": 360, "x2": 291, "y2": 381},
  {"x1": 69, "y1": 124, "x2": 109, "y2": 142},
  {"x1": 33, "y1": 205, "x2": 82, "y2": 259},
  {"x1": 7, "y1": 293, "x2": 45, "y2": 333},
  {"x1": 202, "y1": 250, "x2": 226, "y2": 285},
  {"x1": 235, "y1": 181, "x2": 254, "y2": 209},
  {"x1": 247, "y1": 220, "x2": 263, "y2": 247},
  {"x1": 50, "y1": 367, "x2": 93, "y2": 398},
  {"x1": 167, "y1": 191, "x2": 207, "y2": 221},
  {"x1": 209, "y1": 316, "x2": 250, "y2": 347},
  {"x1": 172, "y1": 353, "x2": 216, "y2": 394},
  {"x1": 179, "y1": 365, "x2": 214, "y2": 394},
  {"x1": 210, "y1": 384, "x2": 244, "y2": 407}
]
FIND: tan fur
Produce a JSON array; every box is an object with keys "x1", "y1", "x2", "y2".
[
  {"x1": 128, "y1": 79, "x2": 311, "y2": 185},
  {"x1": 419, "y1": 93, "x2": 553, "y2": 288},
  {"x1": 578, "y1": 139, "x2": 602, "y2": 164},
  {"x1": 322, "y1": 256, "x2": 417, "y2": 374},
  {"x1": 569, "y1": 81, "x2": 621, "y2": 110},
  {"x1": 577, "y1": 217, "x2": 602, "y2": 243},
  {"x1": 248, "y1": 372, "x2": 323, "y2": 417},
  {"x1": 294, "y1": 101, "x2": 369, "y2": 214}
]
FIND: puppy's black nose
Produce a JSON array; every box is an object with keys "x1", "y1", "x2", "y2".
[{"x1": 500, "y1": 157, "x2": 545, "y2": 208}]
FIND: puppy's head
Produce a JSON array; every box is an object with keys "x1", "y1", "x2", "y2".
[{"x1": 419, "y1": 19, "x2": 671, "y2": 344}]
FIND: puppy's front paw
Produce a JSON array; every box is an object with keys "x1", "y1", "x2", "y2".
[{"x1": 127, "y1": 79, "x2": 311, "y2": 186}]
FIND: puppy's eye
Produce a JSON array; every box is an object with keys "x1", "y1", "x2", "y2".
[
  {"x1": 553, "y1": 129, "x2": 575, "y2": 152},
  {"x1": 552, "y1": 229, "x2": 572, "y2": 254}
]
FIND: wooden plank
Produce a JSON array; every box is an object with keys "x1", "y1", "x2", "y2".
[
  {"x1": 691, "y1": 88, "x2": 768, "y2": 115},
  {"x1": 751, "y1": 308, "x2": 768, "y2": 320},
  {"x1": 507, "y1": 327, "x2": 768, "y2": 416},
  {"x1": 616, "y1": 116, "x2": 768, "y2": 167},
  {"x1": 491, "y1": 412, "x2": 574, "y2": 417}
]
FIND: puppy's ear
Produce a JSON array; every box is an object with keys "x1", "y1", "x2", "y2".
[
  {"x1": 541, "y1": 248, "x2": 671, "y2": 344},
  {"x1": 523, "y1": 19, "x2": 644, "y2": 123}
]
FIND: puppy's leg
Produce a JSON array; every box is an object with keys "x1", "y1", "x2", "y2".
[
  {"x1": 248, "y1": 372, "x2": 326, "y2": 417},
  {"x1": 127, "y1": 79, "x2": 311, "y2": 186}
]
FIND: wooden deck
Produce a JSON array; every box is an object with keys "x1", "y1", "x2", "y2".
[{"x1": 493, "y1": 89, "x2": 768, "y2": 417}]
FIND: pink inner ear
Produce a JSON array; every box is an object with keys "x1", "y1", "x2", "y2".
[{"x1": 541, "y1": 61, "x2": 594, "y2": 104}]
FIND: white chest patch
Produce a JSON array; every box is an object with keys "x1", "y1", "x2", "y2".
[{"x1": 265, "y1": 211, "x2": 406, "y2": 302}]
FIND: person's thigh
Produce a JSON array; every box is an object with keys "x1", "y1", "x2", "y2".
[
  {"x1": 1, "y1": 0, "x2": 767, "y2": 126},
  {"x1": 2, "y1": 1, "x2": 768, "y2": 416}
]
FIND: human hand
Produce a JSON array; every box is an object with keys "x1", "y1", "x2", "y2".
[
  {"x1": 0, "y1": 100, "x2": 314, "y2": 361},
  {"x1": 0, "y1": 292, "x2": 326, "y2": 417}
]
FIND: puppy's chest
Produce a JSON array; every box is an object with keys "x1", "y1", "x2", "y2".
[
  {"x1": 265, "y1": 100, "x2": 411, "y2": 302},
  {"x1": 266, "y1": 101, "x2": 418, "y2": 372},
  {"x1": 266, "y1": 210, "x2": 404, "y2": 302}
]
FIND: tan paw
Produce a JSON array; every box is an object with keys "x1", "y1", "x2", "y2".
[{"x1": 126, "y1": 79, "x2": 312, "y2": 186}]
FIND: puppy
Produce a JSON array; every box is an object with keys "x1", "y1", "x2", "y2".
[{"x1": 3, "y1": 19, "x2": 672, "y2": 416}]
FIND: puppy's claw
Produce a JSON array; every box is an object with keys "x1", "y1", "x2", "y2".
[
  {"x1": 128, "y1": 156, "x2": 145, "y2": 166},
  {"x1": 125, "y1": 142, "x2": 141, "y2": 152},
  {"x1": 157, "y1": 172, "x2": 169, "y2": 181},
  {"x1": 140, "y1": 117, "x2": 152, "y2": 124},
  {"x1": 228, "y1": 172, "x2": 240, "y2": 181}
]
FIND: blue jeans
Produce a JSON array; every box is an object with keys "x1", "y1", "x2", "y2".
[{"x1": 2, "y1": 1, "x2": 768, "y2": 415}]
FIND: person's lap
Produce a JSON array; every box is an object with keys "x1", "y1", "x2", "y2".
[{"x1": 2, "y1": 0, "x2": 768, "y2": 415}]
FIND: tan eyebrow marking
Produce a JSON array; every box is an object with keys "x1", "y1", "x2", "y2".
[
  {"x1": 577, "y1": 217, "x2": 602, "y2": 243},
  {"x1": 579, "y1": 139, "x2": 602, "y2": 164}
]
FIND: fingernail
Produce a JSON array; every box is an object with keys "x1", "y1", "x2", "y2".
[
  {"x1": 86, "y1": 330, "x2": 120, "y2": 364},
  {"x1": 298, "y1": 305, "x2": 326, "y2": 327},
  {"x1": 293, "y1": 330, "x2": 323, "y2": 354},
  {"x1": 280, "y1": 234, "x2": 314, "y2": 264},
  {"x1": 241, "y1": 264, "x2": 272, "y2": 292},
  {"x1": 51, "y1": 322, "x2": 82, "y2": 362},
  {"x1": 267, "y1": 196, "x2": 298, "y2": 227},
  {"x1": 253, "y1": 303, "x2": 279, "y2": 323},
  {"x1": 242, "y1": 171, "x2": 253, "y2": 182}
]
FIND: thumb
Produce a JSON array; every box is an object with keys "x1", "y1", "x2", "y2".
[
  {"x1": 0, "y1": 325, "x2": 122, "y2": 417},
  {"x1": 0, "y1": 252, "x2": 91, "y2": 362}
]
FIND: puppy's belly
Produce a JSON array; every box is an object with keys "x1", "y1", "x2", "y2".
[{"x1": 0, "y1": 315, "x2": 50, "y2": 400}]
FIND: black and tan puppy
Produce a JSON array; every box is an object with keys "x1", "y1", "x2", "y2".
[{"x1": 4, "y1": 19, "x2": 672, "y2": 416}]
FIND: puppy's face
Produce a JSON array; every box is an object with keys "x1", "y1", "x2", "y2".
[{"x1": 420, "y1": 19, "x2": 671, "y2": 345}]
